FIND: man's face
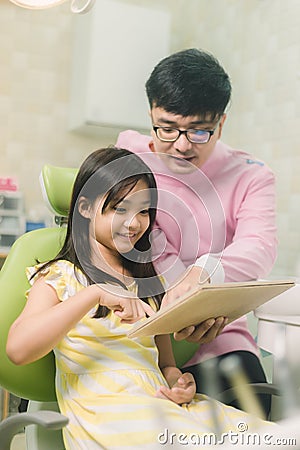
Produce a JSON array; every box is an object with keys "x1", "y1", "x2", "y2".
[{"x1": 150, "y1": 107, "x2": 226, "y2": 174}]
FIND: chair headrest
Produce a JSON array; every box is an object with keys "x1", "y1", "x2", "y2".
[{"x1": 40, "y1": 164, "x2": 78, "y2": 217}]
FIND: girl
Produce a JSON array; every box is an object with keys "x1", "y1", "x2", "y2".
[{"x1": 7, "y1": 147, "x2": 275, "y2": 449}]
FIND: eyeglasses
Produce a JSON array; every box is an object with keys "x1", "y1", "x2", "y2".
[{"x1": 152, "y1": 126, "x2": 216, "y2": 144}]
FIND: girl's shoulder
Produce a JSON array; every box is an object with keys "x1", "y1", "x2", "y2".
[
  {"x1": 26, "y1": 260, "x2": 87, "y2": 301},
  {"x1": 27, "y1": 259, "x2": 75, "y2": 279}
]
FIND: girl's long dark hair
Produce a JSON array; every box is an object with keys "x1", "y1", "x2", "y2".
[{"x1": 35, "y1": 147, "x2": 164, "y2": 317}]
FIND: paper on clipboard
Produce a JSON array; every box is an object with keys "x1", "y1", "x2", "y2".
[{"x1": 128, "y1": 280, "x2": 295, "y2": 338}]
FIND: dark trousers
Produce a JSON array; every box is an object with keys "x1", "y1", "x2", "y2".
[{"x1": 182, "y1": 350, "x2": 271, "y2": 419}]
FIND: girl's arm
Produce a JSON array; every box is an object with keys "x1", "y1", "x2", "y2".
[
  {"x1": 6, "y1": 277, "x2": 101, "y2": 365},
  {"x1": 7, "y1": 277, "x2": 154, "y2": 366},
  {"x1": 155, "y1": 334, "x2": 196, "y2": 405}
]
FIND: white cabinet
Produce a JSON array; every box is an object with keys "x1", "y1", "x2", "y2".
[
  {"x1": 0, "y1": 192, "x2": 26, "y2": 253},
  {"x1": 69, "y1": 0, "x2": 170, "y2": 137}
]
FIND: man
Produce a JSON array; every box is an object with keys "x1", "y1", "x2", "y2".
[{"x1": 117, "y1": 48, "x2": 277, "y2": 417}]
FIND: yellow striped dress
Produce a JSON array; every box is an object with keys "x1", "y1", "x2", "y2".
[{"x1": 27, "y1": 260, "x2": 274, "y2": 449}]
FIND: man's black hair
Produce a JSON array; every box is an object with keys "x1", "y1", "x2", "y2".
[{"x1": 146, "y1": 48, "x2": 231, "y2": 120}]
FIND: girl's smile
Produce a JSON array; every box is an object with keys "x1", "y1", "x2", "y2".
[{"x1": 89, "y1": 179, "x2": 151, "y2": 268}]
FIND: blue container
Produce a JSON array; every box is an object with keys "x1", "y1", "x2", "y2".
[{"x1": 26, "y1": 221, "x2": 45, "y2": 232}]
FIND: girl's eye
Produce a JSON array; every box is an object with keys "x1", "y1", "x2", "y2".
[
  {"x1": 139, "y1": 209, "x2": 150, "y2": 216},
  {"x1": 114, "y1": 207, "x2": 126, "y2": 213}
]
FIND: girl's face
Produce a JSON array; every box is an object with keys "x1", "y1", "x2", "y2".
[{"x1": 87, "y1": 179, "x2": 151, "y2": 265}]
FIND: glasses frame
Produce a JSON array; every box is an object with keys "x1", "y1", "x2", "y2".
[{"x1": 152, "y1": 126, "x2": 216, "y2": 144}]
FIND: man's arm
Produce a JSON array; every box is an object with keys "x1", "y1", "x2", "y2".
[
  {"x1": 154, "y1": 167, "x2": 277, "y2": 343},
  {"x1": 155, "y1": 166, "x2": 277, "y2": 285},
  {"x1": 215, "y1": 170, "x2": 277, "y2": 282}
]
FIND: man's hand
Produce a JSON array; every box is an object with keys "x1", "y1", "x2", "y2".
[
  {"x1": 173, "y1": 317, "x2": 228, "y2": 343},
  {"x1": 162, "y1": 265, "x2": 210, "y2": 307},
  {"x1": 162, "y1": 266, "x2": 228, "y2": 344}
]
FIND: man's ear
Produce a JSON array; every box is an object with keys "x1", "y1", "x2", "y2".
[
  {"x1": 217, "y1": 114, "x2": 227, "y2": 139},
  {"x1": 78, "y1": 196, "x2": 92, "y2": 218}
]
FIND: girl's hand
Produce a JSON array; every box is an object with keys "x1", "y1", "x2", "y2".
[
  {"x1": 97, "y1": 284, "x2": 155, "y2": 323},
  {"x1": 155, "y1": 372, "x2": 196, "y2": 405}
]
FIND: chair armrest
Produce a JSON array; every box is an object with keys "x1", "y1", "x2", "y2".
[
  {"x1": 0, "y1": 411, "x2": 68, "y2": 450},
  {"x1": 217, "y1": 382, "x2": 281, "y2": 404}
]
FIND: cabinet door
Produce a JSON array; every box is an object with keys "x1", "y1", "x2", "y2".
[
  {"x1": 0, "y1": 192, "x2": 25, "y2": 253},
  {"x1": 0, "y1": 215, "x2": 23, "y2": 233},
  {"x1": 0, "y1": 192, "x2": 23, "y2": 212},
  {"x1": 0, "y1": 233, "x2": 19, "y2": 250},
  {"x1": 69, "y1": 0, "x2": 170, "y2": 136}
]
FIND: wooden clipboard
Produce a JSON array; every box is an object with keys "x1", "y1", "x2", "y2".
[{"x1": 128, "y1": 280, "x2": 295, "y2": 338}]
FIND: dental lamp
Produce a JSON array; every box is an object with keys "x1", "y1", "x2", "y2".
[{"x1": 8, "y1": 0, "x2": 95, "y2": 14}]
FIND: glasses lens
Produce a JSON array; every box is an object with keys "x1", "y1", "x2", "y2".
[
  {"x1": 187, "y1": 130, "x2": 210, "y2": 144},
  {"x1": 156, "y1": 127, "x2": 179, "y2": 142}
]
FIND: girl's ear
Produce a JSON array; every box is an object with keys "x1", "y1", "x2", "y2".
[{"x1": 78, "y1": 196, "x2": 92, "y2": 219}]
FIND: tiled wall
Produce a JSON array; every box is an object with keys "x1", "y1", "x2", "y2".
[
  {"x1": 171, "y1": 0, "x2": 300, "y2": 278},
  {"x1": 0, "y1": 1, "x2": 108, "y2": 223},
  {"x1": 0, "y1": 0, "x2": 299, "y2": 277}
]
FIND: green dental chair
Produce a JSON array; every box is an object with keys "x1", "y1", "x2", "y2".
[
  {"x1": 0, "y1": 164, "x2": 198, "y2": 450},
  {"x1": 0, "y1": 165, "x2": 76, "y2": 450}
]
